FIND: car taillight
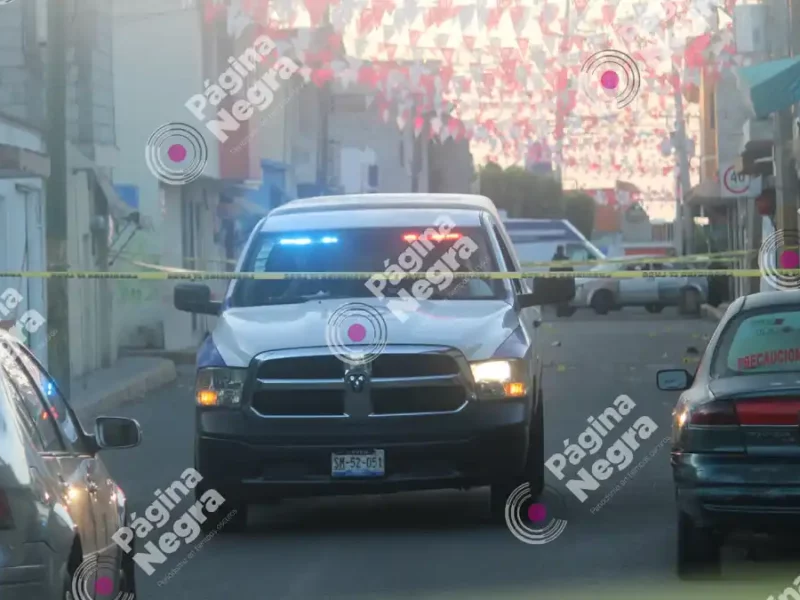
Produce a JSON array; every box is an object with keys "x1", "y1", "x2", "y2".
[
  {"x1": 0, "y1": 490, "x2": 13, "y2": 529},
  {"x1": 735, "y1": 397, "x2": 800, "y2": 425},
  {"x1": 688, "y1": 400, "x2": 739, "y2": 425}
]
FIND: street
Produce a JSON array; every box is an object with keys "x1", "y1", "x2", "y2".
[{"x1": 99, "y1": 309, "x2": 800, "y2": 600}]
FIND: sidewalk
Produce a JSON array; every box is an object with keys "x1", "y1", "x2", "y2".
[{"x1": 69, "y1": 356, "x2": 177, "y2": 422}]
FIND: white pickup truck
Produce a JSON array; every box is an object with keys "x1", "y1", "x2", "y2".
[{"x1": 173, "y1": 193, "x2": 575, "y2": 527}]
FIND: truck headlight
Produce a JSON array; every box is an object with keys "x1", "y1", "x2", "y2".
[
  {"x1": 469, "y1": 360, "x2": 528, "y2": 399},
  {"x1": 195, "y1": 368, "x2": 246, "y2": 407}
]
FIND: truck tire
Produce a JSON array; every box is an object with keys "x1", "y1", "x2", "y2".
[
  {"x1": 490, "y1": 389, "x2": 544, "y2": 522},
  {"x1": 590, "y1": 290, "x2": 614, "y2": 315}
]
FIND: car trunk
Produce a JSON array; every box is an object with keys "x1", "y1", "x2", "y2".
[{"x1": 709, "y1": 374, "x2": 800, "y2": 459}]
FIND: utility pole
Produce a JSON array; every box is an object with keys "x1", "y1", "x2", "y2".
[
  {"x1": 773, "y1": 0, "x2": 799, "y2": 243},
  {"x1": 316, "y1": 8, "x2": 332, "y2": 193},
  {"x1": 411, "y1": 95, "x2": 420, "y2": 192},
  {"x1": 669, "y1": 27, "x2": 693, "y2": 255},
  {"x1": 553, "y1": 0, "x2": 571, "y2": 185},
  {"x1": 46, "y1": 0, "x2": 71, "y2": 396}
]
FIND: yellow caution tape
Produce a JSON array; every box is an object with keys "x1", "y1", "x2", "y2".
[
  {"x1": 0, "y1": 269, "x2": 797, "y2": 280},
  {"x1": 117, "y1": 246, "x2": 779, "y2": 270}
]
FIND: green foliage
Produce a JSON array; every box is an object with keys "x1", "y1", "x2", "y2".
[
  {"x1": 563, "y1": 191, "x2": 596, "y2": 240},
  {"x1": 478, "y1": 162, "x2": 595, "y2": 237}
]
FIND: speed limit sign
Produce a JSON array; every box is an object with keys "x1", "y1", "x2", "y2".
[{"x1": 719, "y1": 163, "x2": 760, "y2": 198}]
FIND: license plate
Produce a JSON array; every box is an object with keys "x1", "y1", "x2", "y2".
[{"x1": 331, "y1": 449, "x2": 385, "y2": 478}]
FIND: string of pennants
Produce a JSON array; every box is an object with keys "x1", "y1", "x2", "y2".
[{"x1": 201, "y1": 0, "x2": 749, "y2": 180}]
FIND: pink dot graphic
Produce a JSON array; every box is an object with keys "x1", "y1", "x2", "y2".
[
  {"x1": 95, "y1": 576, "x2": 114, "y2": 596},
  {"x1": 600, "y1": 70, "x2": 618, "y2": 90},
  {"x1": 167, "y1": 143, "x2": 187, "y2": 162},
  {"x1": 527, "y1": 503, "x2": 547, "y2": 523},
  {"x1": 347, "y1": 323, "x2": 366, "y2": 342},
  {"x1": 779, "y1": 250, "x2": 799, "y2": 270}
]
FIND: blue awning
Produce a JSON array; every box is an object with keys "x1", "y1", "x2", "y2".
[{"x1": 735, "y1": 56, "x2": 800, "y2": 118}]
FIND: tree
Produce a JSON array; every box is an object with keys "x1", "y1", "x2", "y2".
[
  {"x1": 478, "y1": 164, "x2": 594, "y2": 237},
  {"x1": 563, "y1": 191, "x2": 596, "y2": 239},
  {"x1": 479, "y1": 163, "x2": 563, "y2": 219}
]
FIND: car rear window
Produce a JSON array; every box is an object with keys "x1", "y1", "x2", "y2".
[{"x1": 712, "y1": 309, "x2": 800, "y2": 376}]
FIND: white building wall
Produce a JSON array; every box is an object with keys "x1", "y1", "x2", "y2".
[
  {"x1": 329, "y1": 106, "x2": 427, "y2": 193},
  {"x1": 112, "y1": 0, "x2": 225, "y2": 351},
  {"x1": 0, "y1": 118, "x2": 47, "y2": 366}
]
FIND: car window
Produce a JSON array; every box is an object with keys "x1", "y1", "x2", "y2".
[
  {"x1": 511, "y1": 241, "x2": 557, "y2": 265},
  {"x1": 0, "y1": 346, "x2": 64, "y2": 453},
  {"x1": 711, "y1": 309, "x2": 800, "y2": 376},
  {"x1": 493, "y1": 226, "x2": 522, "y2": 294},
  {"x1": 11, "y1": 344, "x2": 86, "y2": 452},
  {"x1": 564, "y1": 244, "x2": 592, "y2": 262}
]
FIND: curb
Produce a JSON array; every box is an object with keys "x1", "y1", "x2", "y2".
[
  {"x1": 77, "y1": 360, "x2": 177, "y2": 421},
  {"x1": 700, "y1": 304, "x2": 725, "y2": 322},
  {"x1": 119, "y1": 347, "x2": 196, "y2": 365}
]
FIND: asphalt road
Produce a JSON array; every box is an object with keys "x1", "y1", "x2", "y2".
[{"x1": 98, "y1": 308, "x2": 800, "y2": 600}]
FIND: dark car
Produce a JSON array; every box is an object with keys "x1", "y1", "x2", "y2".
[
  {"x1": 656, "y1": 290, "x2": 800, "y2": 578},
  {"x1": 0, "y1": 330, "x2": 141, "y2": 599}
]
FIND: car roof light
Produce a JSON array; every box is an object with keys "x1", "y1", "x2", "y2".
[
  {"x1": 403, "y1": 232, "x2": 462, "y2": 242},
  {"x1": 279, "y1": 238, "x2": 312, "y2": 245}
]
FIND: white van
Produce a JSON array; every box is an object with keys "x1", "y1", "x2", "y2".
[{"x1": 504, "y1": 219, "x2": 606, "y2": 268}]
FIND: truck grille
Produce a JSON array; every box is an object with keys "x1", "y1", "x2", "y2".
[
  {"x1": 257, "y1": 353, "x2": 460, "y2": 380},
  {"x1": 371, "y1": 386, "x2": 466, "y2": 415},
  {"x1": 251, "y1": 347, "x2": 469, "y2": 418},
  {"x1": 251, "y1": 390, "x2": 345, "y2": 416}
]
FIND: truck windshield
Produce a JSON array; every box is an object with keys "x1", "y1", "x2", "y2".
[{"x1": 231, "y1": 227, "x2": 506, "y2": 307}]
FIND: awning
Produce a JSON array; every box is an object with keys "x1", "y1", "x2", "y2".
[
  {"x1": 66, "y1": 143, "x2": 143, "y2": 224},
  {"x1": 685, "y1": 180, "x2": 723, "y2": 205},
  {"x1": 735, "y1": 56, "x2": 800, "y2": 118},
  {"x1": 0, "y1": 144, "x2": 50, "y2": 178}
]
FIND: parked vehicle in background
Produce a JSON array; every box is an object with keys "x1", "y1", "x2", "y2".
[
  {"x1": 505, "y1": 219, "x2": 606, "y2": 269},
  {"x1": 657, "y1": 290, "x2": 800, "y2": 578},
  {"x1": 573, "y1": 259, "x2": 708, "y2": 315},
  {"x1": 0, "y1": 329, "x2": 141, "y2": 600}
]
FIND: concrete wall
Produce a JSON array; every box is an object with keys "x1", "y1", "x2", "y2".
[
  {"x1": 0, "y1": 118, "x2": 47, "y2": 365},
  {"x1": 328, "y1": 98, "x2": 428, "y2": 194},
  {"x1": 0, "y1": 0, "x2": 45, "y2": 128},
  {"x1": 112, "y1": 0, "x2": 226, "y2": 351}
]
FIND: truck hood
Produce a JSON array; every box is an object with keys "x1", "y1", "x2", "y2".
[{"x1": 212, "y1": 297, "x2": 522, "y2": 367}]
